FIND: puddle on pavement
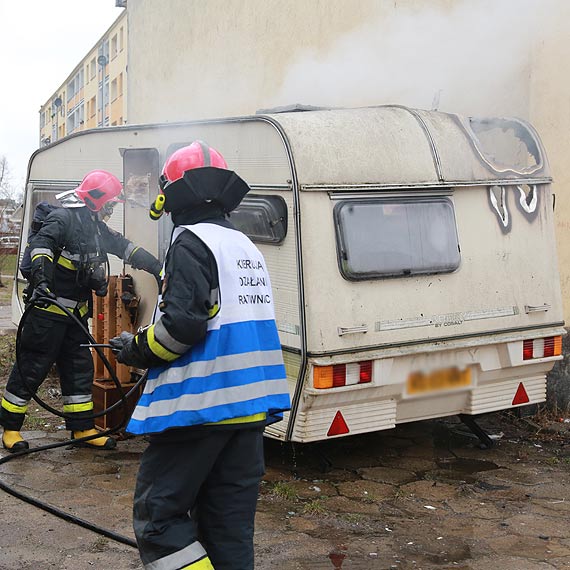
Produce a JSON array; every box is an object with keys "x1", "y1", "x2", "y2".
[{"x1": 426, "y1": 457, "x2": 500, "y2": 483}]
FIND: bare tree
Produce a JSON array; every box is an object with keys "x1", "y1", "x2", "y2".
[
  {"x1": 0, "y1": 156, "x2": 20, "y2": 288},
  {"x1": 0, "y1": 156, "x2": 11, "y2": 197}
]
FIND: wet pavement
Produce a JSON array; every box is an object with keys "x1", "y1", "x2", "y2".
[
  {"x1": 1, "y1": 411, "x2": 570, "y2": 569},
  {"x1": 0, "y1": 309, "x2": 569, "y2": 569}
]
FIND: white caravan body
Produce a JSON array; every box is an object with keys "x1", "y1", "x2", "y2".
[{"x1": 14, "y1": 106, "x2": 564, "y2": 442}]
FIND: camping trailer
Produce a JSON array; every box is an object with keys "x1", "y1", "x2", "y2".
[{"x1": 13, "y1": 105, "x2": 565, "y2": 443}]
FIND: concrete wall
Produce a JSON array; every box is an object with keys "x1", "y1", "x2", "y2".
[
  {"x1": 529, "y1": 4, "x2": 570, "y2": 320},
  {"x1": 126, "y1": 0, "x2": 570, "y2": 307},
  {"x1": 125, "y1": 0, "x2": 570, "y2": 406},
  {"x1": 529, "y1": 4, "x2": 570, "y2": 411}
]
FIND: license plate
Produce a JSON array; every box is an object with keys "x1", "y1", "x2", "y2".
[{"x1": 406, "y1": 366, "x2": 472, "y2": 396}]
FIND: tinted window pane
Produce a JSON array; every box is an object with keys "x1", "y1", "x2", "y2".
[
  {"x1": 335, "y1": 198, "x2": 460, "y2": 280},
  {"x1": 231, "y1": 195, "x2": 287, "y2": 244}
]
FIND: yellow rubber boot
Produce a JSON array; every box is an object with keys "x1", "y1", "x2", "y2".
[
  {"x1": 71, "y1": 429, "x2": 117, "y2": 450},
  {"x1": 2, "y1": 430, "x2": 29, "y2": 452}
]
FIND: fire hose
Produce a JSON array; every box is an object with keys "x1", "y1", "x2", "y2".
[{"x1": 0, "y1": 293, "x2": 148, "y2": 548}]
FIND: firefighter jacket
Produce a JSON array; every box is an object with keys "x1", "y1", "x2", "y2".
[
  {"x1": 28, "y1": 206, "x2": 161, "y2": 316},
  {"x1": 126, "y1": 220, "x2": 291, "y2": 435}
]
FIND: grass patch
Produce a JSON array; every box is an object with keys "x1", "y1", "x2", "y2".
[
  {"x1": 270, "y1": 481, "x2": 297, "y2": 501},
  {"x1": 0, "y1": 277, "x2": 13, "y2": 306},
  {"x1": 0, "y1": 332, "x2": 16, "y2": 370},
  {"x1": 392, "y1": 487, "x2": 408, "y2": 501},
  {"x1": 339, "y1": 513, "x2": 365, "y2": 524},
  {"x1": 302, "y1": 498, "x2": 326, "y2": 515},
  {"x1": 0, "y1": 254, "x2": 17, "y2": 276},
  {"x1": 0, "y1": 333, "x2": 62, "y2": 434}
]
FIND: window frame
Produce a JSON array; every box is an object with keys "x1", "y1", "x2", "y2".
[
  {"x1": 230, "y1": 194, "x2": 288, "y2": 245},
  {"x1": 333, "y1": 195, "x2": 461, "y2": 281}
]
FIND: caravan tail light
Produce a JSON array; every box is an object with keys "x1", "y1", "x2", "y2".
[
  {"x1": 313, "y1": 361, "x2": 373, "y2": 389},
  {"x1": 523, "y1": 336, "x2": 562, "y2": 360}
]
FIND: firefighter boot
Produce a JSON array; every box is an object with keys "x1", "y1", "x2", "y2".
[
  {"x1": 71, "y1": 429, "x2": 117, "y2": 450},
  {"x1": 2, "y1": 430, "x2": 29, "y2": 452}
]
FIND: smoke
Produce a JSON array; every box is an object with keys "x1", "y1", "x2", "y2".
[{"x1": 268, "y1": 0, "x2": 544, "y2": 118}]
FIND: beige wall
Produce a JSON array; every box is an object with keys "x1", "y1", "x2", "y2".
[
  {"x1": 126, "y1": 0, "x2": 570, "y2": 321},
  {"x1": 127, "y1": 0, "x2": 531, "y2": 122},
  {"x1": 127, "y1": 0, "x2": 389, "y2": 121},
  {"x1": 529, "y1": 3, "x2": 570, "y2": 321}
]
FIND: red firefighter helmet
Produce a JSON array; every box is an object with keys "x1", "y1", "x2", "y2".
[
  {"x1": 155, "y1": 141, "x2": 249, "y2": 218},
  {"x1": 160, "y1": 141, "x2": 227, "y2": 188},
  {"x1": 75, "y1": 170, "x2": 123, "y2": 212}
]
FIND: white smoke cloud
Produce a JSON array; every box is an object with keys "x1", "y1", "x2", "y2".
[{"x1": 268, "y1": 0, "x2": 543, "y2": 118}]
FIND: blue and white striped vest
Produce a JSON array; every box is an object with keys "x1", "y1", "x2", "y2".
[{"x1": 127, "y1": 223, "x2": 291, "y2": 435}]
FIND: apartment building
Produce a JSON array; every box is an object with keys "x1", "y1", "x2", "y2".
[{"x1": 39, "y1": 8, "x2": 127, "y2": 147}]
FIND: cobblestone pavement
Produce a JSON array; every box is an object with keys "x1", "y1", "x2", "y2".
[{"x1": 1, "y1": 411, "x2": 569, "y2": 570}]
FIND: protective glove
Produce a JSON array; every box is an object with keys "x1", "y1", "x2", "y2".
[
  {"x1": 109, "y1": 331, "x2": 148, "y2": 369},
  {"x1": 128, "y1": 247, "x2": 162, "y2": 289},
  {"x1": 29, "y1": 282, "x2": 56, "y2": 308},
  {"x1": 150, "y1": 259, "x2": 163, "y2": 286},
  {"x1": 94, "y1": 282, "x2": 109, "y2": 297}
]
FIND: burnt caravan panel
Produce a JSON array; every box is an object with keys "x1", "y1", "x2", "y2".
[{"x1": 14, "y1": 106, "x2": 564, "y2": 444}]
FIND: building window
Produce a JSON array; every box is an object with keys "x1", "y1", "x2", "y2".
[
  {"x1": 111, "y1": 34, "x2": 118, "y2": 60},
  {"x1": 334, "y1": 196, "x2": 461, "y2": 280},
  {"x1": 66, "y1": 70, "x2": 84, "y2": 102},
  {"x1": 66, "y1": 104, "x2": 85, "y2": 134},
  {"x1": 111, "y1": 78, "x2": 118, "y2": 102},
  {"x1": 67, "y1": 79, "x2": 74, "y2": 101},
  {"x1": 90, "y1": 58, "x2": 96, "y2": 80},
  {"x1": 119, "y1": 27, "x2": 124, "y2": 51},
  {"x1": 118, "y1": 73, "x2": 123, "y2": 97}
]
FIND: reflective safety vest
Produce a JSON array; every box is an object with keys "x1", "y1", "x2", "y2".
[{"x1": 127, "y1": 223, "x2": 291, "y2": 435}]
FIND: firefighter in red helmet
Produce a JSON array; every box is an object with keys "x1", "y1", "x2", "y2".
[
  {"x1": 110, "y1": 141, "x2": 291, "y2": 570},
  {"x1": 0, "y1": 170, "x2": 162, "y2": 452}
]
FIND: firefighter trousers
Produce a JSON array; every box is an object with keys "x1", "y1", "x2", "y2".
[
  {"x1": 133, "y1": 425, "x2": 265, "y2": 570},
  {"x1": 0, "y1": 309, "x2": 95, "y2": 432}
]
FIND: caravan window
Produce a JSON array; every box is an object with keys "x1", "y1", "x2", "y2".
[
  {"x1": 231, "y1": 195, "x2": 287, "y2": 244},
  {"x1": 334, "y1": 197, "x2": 460, "y2": 280}
]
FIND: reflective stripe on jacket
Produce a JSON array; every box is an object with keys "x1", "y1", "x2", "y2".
[{"x1": 127, "y1": 223, "x2": 291, "y2": 435}]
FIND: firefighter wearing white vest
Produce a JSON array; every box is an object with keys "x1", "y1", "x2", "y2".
[{"x1": 110, "y1": 141, "x2": 291, "y2": 570}]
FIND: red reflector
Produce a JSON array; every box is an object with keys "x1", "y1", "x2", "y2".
[
  {"x1": 544, "y1": 337, "x2": 555, "y2": 358},
  {"x1": 512, "y1": 382, "x2": 530, "y2": 406},
  {"x1": 97, "y1": 313, "x2": 105, "y2": 321},
  {"x1": 522, "y1": 339, "x2": 533, "y2": 360},
  {"x1": 327, "y1": 410, "x2": 350, "y2": 437},
  {"x1": 332, "y1": 364, "x2": 346, "y2": 387},
  {"x1": 359, "y1": 361, "x2": 372, "y2": 383}
]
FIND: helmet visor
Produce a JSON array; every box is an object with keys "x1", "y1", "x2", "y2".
[
  {"x1": 98, "y1": 200, "x2": 118, "y2": 221},
  {"x1": 159, "y1": 173, "x2": 169, "y2": 192}
]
